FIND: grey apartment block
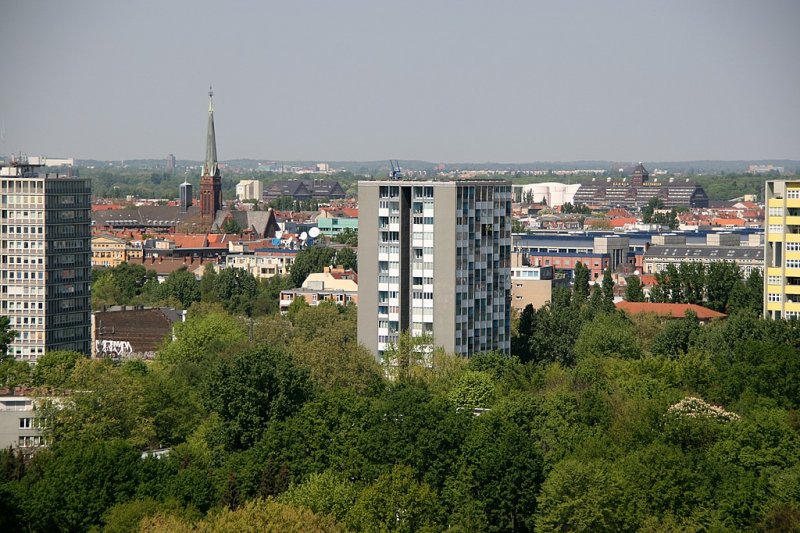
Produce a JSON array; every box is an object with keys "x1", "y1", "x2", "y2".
[
  {"x1": 358, "y1": 180, "x2": 512, "y2": 359},
  {"x1": 1, "y1": 158, "x2": 92, "y2": 361},
  {"x1": 0, "y1": 395, "x2": 45, "y2": 450}
]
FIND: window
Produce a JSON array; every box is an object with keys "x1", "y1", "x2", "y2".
[
  {"x1": 768, "y1": 276, "x2": 782, "y2": 285},
  {"x1": 769, "y1": 207, "x2": 785, "y2": 216},
  {"x1": 19, "y1": 418, "x2": 33, "y2": 429},
  {"x1": 768, "y1": 293, "x2": 781, "y2": 302},
  {"x1": 769, "y1": 224, "x2": 784, "y2": 233},
  {"x1": 787, "y1": 189, "x2": 800, "y2": 199},
  {"x1": 788, "y1": 259, "x2": 800, "y2": 269}
]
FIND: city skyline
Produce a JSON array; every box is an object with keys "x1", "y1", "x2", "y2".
[{"x1": 1, "y1": 1, "x2": 799, "y2": 163}]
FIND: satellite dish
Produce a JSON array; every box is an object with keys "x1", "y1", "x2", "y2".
[
  {"x1": 274, "y1": 230, "x2": 283, "y2": 238},
  {"x1": 308, "y1": 227, "x2": 321, "y2": 238},
  {"x1": 299, "y1": 231, "x2": 308, "y2": 241}
]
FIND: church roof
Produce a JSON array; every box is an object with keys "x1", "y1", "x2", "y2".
[{"x1": 202, "y1": 88, "x2": 220, "y2": 178}]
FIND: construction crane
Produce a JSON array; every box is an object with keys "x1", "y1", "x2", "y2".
[{"x1": 388, "y1": 160, "x2": 403, "y2": 179}]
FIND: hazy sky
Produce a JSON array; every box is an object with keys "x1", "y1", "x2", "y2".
[{"x1": 1, "y1": 0, "x2": 798, "y2": 163}]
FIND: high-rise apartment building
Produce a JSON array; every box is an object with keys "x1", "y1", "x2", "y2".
[
  {"x1": 0, "y1": 157, "x2": 92, "y2": 361},
  {"x1": 765, "y1": 179, "x2": 800, "y2": 320},
  {"x1": 357, "y1": 180, "x2": 512, "y2": 359}
]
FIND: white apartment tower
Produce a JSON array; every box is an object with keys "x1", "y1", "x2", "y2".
[
  {"x1": 765, "y1": 179, "x2": 800, "y2": 320},
  {"x1": 0, "y1": 157, "x2": 92, "y2": 361},
  {"x1": 357, "y1": 180, "x2": 512, "y2": 359}
]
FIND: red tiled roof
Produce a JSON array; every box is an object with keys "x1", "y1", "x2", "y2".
[
  {"x1": 712, "y1": 218, "x2": 745, "y2": 227},
  {"x1": 607, "y1": 208, "x2": 632, "y2": 218},
  {"x1": 639, "y1": 274, "x2": 658, "y2": 286},
  {"x1": 170, "y1": 234, "x2": 208, "y2": 248},
  {"x1": 616, "y1": 301, "x2": 726, "y2": 320},
  {"x1": 610, "y1": 217, "x2": 638, "y2": 228}
]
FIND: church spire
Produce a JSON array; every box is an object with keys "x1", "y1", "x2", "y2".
[
  {"x1": 203, "y1": 86, "x2": 219, "y2": 177},
  {"x1": 200, "y1": 86, "x2": 223, "y2": 220}
]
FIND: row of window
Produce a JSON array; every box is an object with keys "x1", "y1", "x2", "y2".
[
  {"x1": 4, "y1": 240, "x2": 44, "y2": 250},
  {"x1": 768, "y1": 293, "x2": 782, "y2": 302},
  {"x1": 2, "y1": 301, "x2": 44, "y2": 311},
  {"x1": 787, "y1": 189, "x2": 800, "y2": 199},
  {"x1": 4, "y1": 271, "x2": 44, "y2": 280},
  {"x1": 2, "y1": 225, "x2": 44, "y2": 234},
  {"x1": 2, "y1": 210, "x2": 43, "y2": 220}
]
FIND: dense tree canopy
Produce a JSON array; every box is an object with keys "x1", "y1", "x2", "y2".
[{"x1": 2, "y1": 257, "x2": 799, "y2": 532}]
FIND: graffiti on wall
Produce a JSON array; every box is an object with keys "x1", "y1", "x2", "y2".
[
  {"x1": 95, "y1": 340, "x2": 156, "y2": 360},
  {"x1": 94, "y1": 339, "x2": 133, "y2": 358}
]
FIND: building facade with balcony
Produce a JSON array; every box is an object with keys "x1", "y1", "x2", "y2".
[
  {"x1": 765, "y1": 179, "x2": 800, "y2": 320},
  {"x1": 357, "y1": 180, "x2": 512, "y2": 359}
]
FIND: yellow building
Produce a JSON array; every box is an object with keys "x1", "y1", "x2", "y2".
[
  {"x1": 91, "y1": 235, "x2": 143, "y2": 268},
  {"x1": 765, "y1": 180, "x2": 800, "y2": 320}
]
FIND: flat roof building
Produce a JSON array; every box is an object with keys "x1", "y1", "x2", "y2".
[
  {"x1": 1, "y1": 156, "x2": 92, "y2": 360},
  {"x1": 764, "y1": 179, "x2": 800, "y2": 320},
  {"x1": 357, "y1": 180, "x2": 512, "y2": 359}
]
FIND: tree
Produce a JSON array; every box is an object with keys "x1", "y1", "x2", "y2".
[
  {"x1": 706, "y1": 261, "x2": 741, "y2": 312},
  {"x1": 624, "y1": 276, "x2": 645, "y2": 302},
  {"x1": 205, "y1": 344, "x2": 313, "y2": 450},
  {"x1": 573, "y1": 262, "x2": 590, "y2": 300},
  {"x1": 278, "y1": 470, "x2": 358, "y2": 523},
  {"x1": 31, "y1": 350, "x2": 84, "y2": 388},
  {"x1": 291, "y1": 246, "x2": 336, "y2": 287},
  {"x1": 331, "y1": 228, "x2": 358, "y2": 247},
  {"x1": 642, "y1": 197, "x2": 665, "y2": 224},
  {"x1": 0, "y1": 316, "x2": 18, "y2": 362},
  {"x1": 157, "y1": 310, "x2": 246, "y2": 366},
  {"x1": 158, "y1": 267, "x2": 200, "y2": 309},
  {"x1": 20, "y1": 439, "x2": 143, "y2": 532},
  {"x1": 334, "y1": 247, "x2": 358, "y2": 272},
  {"x1": 347, "y1": 465, "x2": 443, "y2": 532},
  {"x1": 140, "y1": 499, "x2": 344, "y2": 533},
  {"x1": 535, "y1": 458, "x2": 630, "y2": 532},
  {"x1": 220, "y1": 216, "x2": 242, "y2": 234},
  {"x1": 601, "y1": 268, "x2": 615, "y2": 310},
  {"x1": 574, "y1": 312, "x2": 641, "y2": 360},
  {"x1": 512, "y1": 304, "x2": 535, "y2": 362},
  {"x1": 215, "y1": 267, "x2": 259, "y2": 315},
  {"x1": 447, "y1": 411, "x2": 544, "y2": 532},
  {"x1": 650, "y1": 311, "x2": 700, "y2": 358},
  {"x1": 448, "y1": 370, "x2": 495, "y2": 410}
]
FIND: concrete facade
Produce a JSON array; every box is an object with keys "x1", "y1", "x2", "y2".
[
  {"x1": 1, "y1": 158, "x2": 92, "y2": 361},
  {"x1": 0, "y1": 393, "x2": 45, "y2": 451},
  {"x1": 357, "y1": 180, "x2": 512, "y2": 359}
]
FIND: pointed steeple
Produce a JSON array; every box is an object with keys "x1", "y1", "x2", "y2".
[{"x1": 203, "y1": 86, "x2": 219, "y2": 177}]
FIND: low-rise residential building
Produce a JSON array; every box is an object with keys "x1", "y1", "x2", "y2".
[
  {"x1": 92, "y1": 306, "x2": 186, "y2": 360},
  {"x1": 509, "y1": 253, "x2": 567, "y2": 310},
  {"x1": 91, "y1": 234, "x2": 143, "y2": 267},
  {"x1": 225, "y1": 248, "x2": 298, "y2": 279},
  {"x1": 514, "y1": 234, "x2": 631, "y2": 280},
  {"x1": 643, "y1": 233, "x2": 764, "y2": 277},
  {"x1": 279, "y1": 266, "x2": 358, "y2": 312},
  {"x1": 0, "y1": 390, "x2": 46, "y2": 452},
  {"x1": 316, "y1": 208, "x2": 359, "y2": 237}
]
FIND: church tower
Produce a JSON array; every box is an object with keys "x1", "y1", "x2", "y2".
[{"x1": 200, "y1": 87, "x2": 222, "y2": 219}]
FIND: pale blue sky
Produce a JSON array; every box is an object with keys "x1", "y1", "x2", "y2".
[{"x1": 1, "y1": 0, "x2": 798, "y2": 163}]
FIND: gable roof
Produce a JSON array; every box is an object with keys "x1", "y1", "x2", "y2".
[{"x1": 616, "y1": 301, "x2": 727, "y2": 320}]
